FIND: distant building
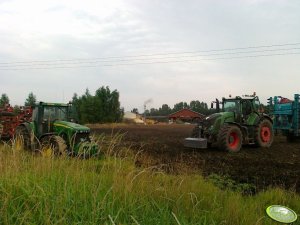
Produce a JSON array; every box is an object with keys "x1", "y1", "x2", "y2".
[
  {"x1": 123, "y1": 112, "x2": 137, "y2": 120},
  {"x1": 168, "y1": 109, "x2": 205, "y2": 123},
  {"x1": 123, "y1": 112, "x2": 144, "y2": 124}
]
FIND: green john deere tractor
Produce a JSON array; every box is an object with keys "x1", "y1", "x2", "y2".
[
  {"x1": 184, "y1": 94, "x2": 274, "y2": 152},
  {"x1": 15, "y1": 102, "x2": 99, "y2": 157}
]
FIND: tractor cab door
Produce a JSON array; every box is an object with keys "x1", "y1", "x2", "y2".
[
  {"x1": 234, "y1": 101, "x2": 244, "y2": 123},
  {"x1": 43, "y1": 106, "x2": 58, "y2": 133},
  {"x1": 40, "y1": 107, "x2": 56, "y2": 134},
  {"x1": 241, "y1": 100, "x2": 253, "y2": 124}
]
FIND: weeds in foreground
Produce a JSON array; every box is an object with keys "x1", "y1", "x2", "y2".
[{"x1": 0, "y1": 137, "x2": 299, "y2": 225}]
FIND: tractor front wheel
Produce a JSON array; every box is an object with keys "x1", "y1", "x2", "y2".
[
  {"x1": 255, "y1": 119, "x2": 273, "y2": 147},
  {"x1": 218, "y1": 125, "x2": 243, "y2": 152},
  {"x1": 40, "y1": 135, "x2": 67, "y2": 157}
]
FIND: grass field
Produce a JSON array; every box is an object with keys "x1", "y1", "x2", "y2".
[{"x1": 0, "y1": 137, "x2": 299, "y2": 225}]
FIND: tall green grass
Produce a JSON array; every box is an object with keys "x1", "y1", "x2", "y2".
[{"x1": 0, "y1": 140, "x2": 299, "y2": 225}]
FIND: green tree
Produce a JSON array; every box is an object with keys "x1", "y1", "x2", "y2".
[
  {"x1": 190, "y1": 100, "x2": 209, "y2": 115},
  {"x1": 0, "y1": 93, "x2": 9, "y2": 107},
  {"x1": 131, "y1": 108, "x2": 139, "y2": 114},
  {"x1": 159, "y1": 104, "x2": 171, "y2": 115},
  {"x1": 25, "y1": 92, "x2": 37, "y2": 106},
  {"x1": 13, "y1": 105, "x2": 21, "y2": 114},
  {"x1": 72, "y1": 86, "x2": 123, "y2": 124},
  {"x1": 173, "y1": 102, "x2": 189, "y2": 112}
]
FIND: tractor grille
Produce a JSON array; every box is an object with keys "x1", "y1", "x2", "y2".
[{"x1": 74, "y1": 133, "x2": 90, "y2": 143}]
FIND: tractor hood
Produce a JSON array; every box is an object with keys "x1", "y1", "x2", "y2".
[
  {"x1": 204, "y1": 113, "x2": 222, "y2": 121},
  {"x1": 53, "y1": 121, "x2": 90, "y2": 133},
  {"x1": 202, "y1": 113, "x2": 222, "y2": 128},
  {"x1": 203, "y1": 112, "x2": 234, "y2": 127},
  {"x1": 205, "y1": 112, "x2": 233, "y2": 120}
]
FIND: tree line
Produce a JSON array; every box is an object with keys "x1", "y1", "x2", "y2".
[
  {"x1": 0, "y1": 92, "x2": 37, "y2": 113},
  {"x1": 72, "y1": 86, "x2": 123, "y2": 124},
  {"x1": 132, "y1": 100, "x2": 212, "y2": 116}
]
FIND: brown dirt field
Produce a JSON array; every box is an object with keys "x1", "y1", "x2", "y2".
[{"x1": 91, "y1": 124, "x2": 300, "y2": 193}]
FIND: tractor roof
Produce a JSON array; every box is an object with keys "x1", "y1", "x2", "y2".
[
  {"x1": 36, "y1": 102, "x2": 70, "y2": 107},
  {"x1": 223, "y1": 94, "x2": 257, "y2": 101}
]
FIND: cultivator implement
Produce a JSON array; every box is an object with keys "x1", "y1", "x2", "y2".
[
  {"x1": 269, "y1": 94, "x2": 300, "y2": 139},
  {"x1": 0, "y1": 105, "x2": 32, "y2": 139}
]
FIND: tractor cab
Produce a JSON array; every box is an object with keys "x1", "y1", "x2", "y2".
[
  {"x1": 221, "y1": 95, "x2": 261, "y2": 124},
  {"x1": 32, "y1": 102, "x2": 76, "y2": 137}
]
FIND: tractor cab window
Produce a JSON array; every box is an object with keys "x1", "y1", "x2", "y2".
[
  {"x1": 43, "y1": 107, "x2": 68, "y2": 121},
  {"x1": 242, "y1": 100, "x2": 252, "y2": 116},
  {"x1": 223, "y1": 101, "x2": 240, "y2": 113},
  {"x1": 32, "y1": 108, "x2": 38, "y2": 121}
]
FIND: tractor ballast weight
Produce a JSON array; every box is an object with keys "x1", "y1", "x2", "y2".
[
  {"x1": 269, "y1": 94, "x2": 300, "y2": 140},
  {"x1": 14, "y1": 102, "x2": 99, "y2": 157},
  {"x1": 184, "y1": 94, "x2": 274, "y2": 152}
]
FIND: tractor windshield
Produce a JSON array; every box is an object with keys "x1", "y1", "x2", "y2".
[
  {"x1": 223, "y1": 100, "x2": 240, "y2": 113},
  {"x1": 43, "y1": 106, "x2": 68, "y2": 121}
]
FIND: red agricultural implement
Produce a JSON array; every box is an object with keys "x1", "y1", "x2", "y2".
[{"x1": 0, "y1": 104, "x2": 33, "y2": 140}]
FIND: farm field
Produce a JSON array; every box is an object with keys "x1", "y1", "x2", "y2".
[{"x1": 91, "y1": 124, "x2": 300, "y2": 194}]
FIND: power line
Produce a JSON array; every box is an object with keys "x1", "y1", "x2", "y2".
[
  {"x1": 0, "y1": 47, "x2": 299, "y2": 68},
  {"x1": 0, "y1": 42, "x2": 300, "y2": 65},
  {"x1": 0, "y1": 51, "x2": 299, "y2": 71}
]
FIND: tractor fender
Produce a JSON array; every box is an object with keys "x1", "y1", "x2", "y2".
[
  {"x1": 255, "y1": 114, "x2": 273, "y2": 125},
  {"x1": 40, "y1": 132, "x2": 56, "y2": 140},
  {"x1": 223, "y1": 122, "x2": 243, "y2": 130}
]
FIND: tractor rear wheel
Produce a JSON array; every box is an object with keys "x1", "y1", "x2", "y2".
[
  {"x1": 40, "y1": 135, "x2": 67, "y2": 157},
  {"x1": 255, "y1": 119, "x2": 273, "y2": 147},
  {"x1": 218, "y1": 125, "x2": 243, "y2": 152},
  {"x1": 15, "y1": 126, "x2": 31, "y2": 150}
]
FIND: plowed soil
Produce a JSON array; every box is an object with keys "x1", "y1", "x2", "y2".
[{"x1": 91, "y1": 124, "x2": 300, "y2": 193}]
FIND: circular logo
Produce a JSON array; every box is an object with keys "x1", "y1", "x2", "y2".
[{"x1": 266, "y1": 205, "x2": 297, "y2": 223}]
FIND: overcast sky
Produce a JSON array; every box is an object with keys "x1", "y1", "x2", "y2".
[{"x1": 0, "y1": 0, "x2": 299, "y2": 112}]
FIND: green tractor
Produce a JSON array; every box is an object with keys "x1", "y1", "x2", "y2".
[
  {"x1": 184, "y1": 94, "x2": 274, "y2": 152},
  {"x1": 15, "y1": 102, "x2": 99, "y2": 157}
]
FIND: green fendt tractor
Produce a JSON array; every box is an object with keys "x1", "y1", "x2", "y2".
[
  {"x1": 184, "y1": 93, "x2": 274, "y2": 152},
  {"x1": 15, "y1": 102, "x2": 99, "y2": 157}
]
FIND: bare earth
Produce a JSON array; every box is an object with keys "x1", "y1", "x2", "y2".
[{"x1": 91, "y1": 124, "x2": 300, "y2": 193}]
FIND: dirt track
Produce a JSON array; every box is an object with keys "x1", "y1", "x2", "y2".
[{"x1": 91, "y1": 124, "x2": 300, "y2": 193}]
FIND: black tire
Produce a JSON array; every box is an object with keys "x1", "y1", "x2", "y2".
[
  {"x1": 40, "y1": 135, "x2": 67, "y2": 157},
  {"x1": 15, "y1": 126, "x2": 31, "y2": 150},
  {"x1": 254, "y1": 119, "x2": 273, "y2": 147},
  {"x1": 218, "y1": 125, "x2": 243, "y2": 152}
]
